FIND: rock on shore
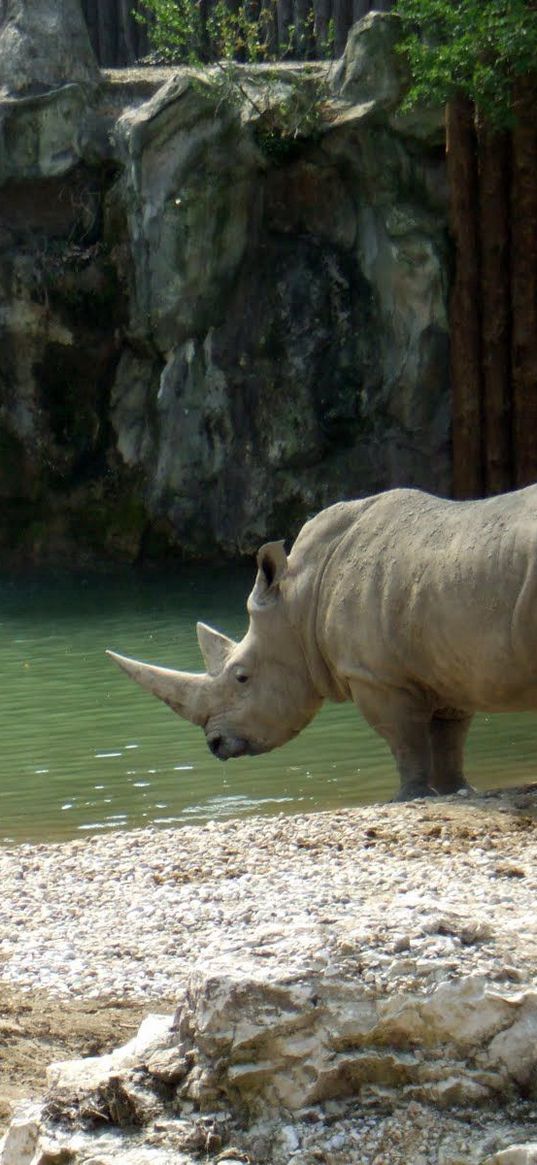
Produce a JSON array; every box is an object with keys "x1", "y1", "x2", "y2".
[{"x1": 1, "y1": 790, "x2": 537, "y2": 1163}]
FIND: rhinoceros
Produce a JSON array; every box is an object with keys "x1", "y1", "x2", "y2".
[{"x1": 107, "y1": 486, "x2": 537, "y2": 800}]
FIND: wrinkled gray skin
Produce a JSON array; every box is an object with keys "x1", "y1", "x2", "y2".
[{"x1": 108, "y1": 486, "x2": 537, "y2": 800}]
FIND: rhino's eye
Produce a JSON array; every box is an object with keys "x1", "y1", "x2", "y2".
[{"x1": 235, "y1": 669, "x2": 249, "y2": 684}]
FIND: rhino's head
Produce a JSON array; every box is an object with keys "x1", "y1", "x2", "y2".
[{"x1": 107, "y1": 542, "x2": 322, "y2": 760}]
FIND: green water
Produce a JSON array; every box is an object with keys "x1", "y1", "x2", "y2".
[{"x1": 1, "y1": 566, "x2": 537, "y2": 845}]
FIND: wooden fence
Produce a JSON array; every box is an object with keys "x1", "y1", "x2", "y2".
[{"x1": 81, "y1": 0, "x2": 394, "y2": 66}]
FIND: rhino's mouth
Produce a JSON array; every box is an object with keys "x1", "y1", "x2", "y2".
[{"x1": 207, "y1": 733, "x2": 263, "y2": 761}]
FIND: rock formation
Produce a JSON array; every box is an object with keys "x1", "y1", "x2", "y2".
[
  {"x1": 0, "y1": 10, "x2": 451, "y2": 565},
  {"x1": 3, "y1": 969, "x2": 537, "y2": 1164},
  {"x1": 0, "y1": 0, "x2": 99, "y2": 97}
]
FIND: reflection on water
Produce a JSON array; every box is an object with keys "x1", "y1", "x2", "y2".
[{"x1": 0, "y1": 566, "x2": 536, "y2": 844}]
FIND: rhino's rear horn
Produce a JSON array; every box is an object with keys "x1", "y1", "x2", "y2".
[{"x1": 196, "y1": 622, "x2": 236, "y2": 675}]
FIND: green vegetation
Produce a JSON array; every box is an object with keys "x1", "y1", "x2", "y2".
[
  {"x1": 252, "y1": 78, "x2": 330, "y2": 159},
  {"x1": 394, "y1": 0, "x2": 537, "y2": 127},
  {"x1": 135, "y1": 0, "x2": 334, "y2": 62},
  {"x1": 135, "y1": 0, "x2": 267, "y2": 63},
  {"x1": 134, "y1": 0, "x2": 334, "y2": 162}
]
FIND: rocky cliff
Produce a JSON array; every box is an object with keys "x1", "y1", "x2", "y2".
[{"x1": 0, "y1": 5, "x2": 450, "y2": 565}]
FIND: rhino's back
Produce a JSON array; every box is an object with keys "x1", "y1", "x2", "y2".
[{"x1": 298, "y1": 486, "x2": 537, "y2": 712}]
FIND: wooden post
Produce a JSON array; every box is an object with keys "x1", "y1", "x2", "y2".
[
  {"x1": 446, "y1": 95, "x2": 484, "y2": 498},
  {"x1": 119, "y1": 0, "x2": 138, "y2": 64},
  {"x1": 477, "y1": 122, "x2": 512, "y2": 494},
  {"x1": 511, "y1": 80, "x2": 537, "y2": 488}
]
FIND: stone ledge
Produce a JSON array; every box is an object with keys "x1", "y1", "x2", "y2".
[{"x1": 3, "y1": 963, "x2": 537, "y2": 1164}]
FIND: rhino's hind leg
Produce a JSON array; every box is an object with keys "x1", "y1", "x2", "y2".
[{"x1": 429, "y1": 713, "x2": 474, "y2": 795}]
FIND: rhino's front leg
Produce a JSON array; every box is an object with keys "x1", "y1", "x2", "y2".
[
  {"x1": 350, "y1": 682, "x2": 435, "y2": 801},
  {"x1": 429, "y1": 713, "x2": 474, "y2": 794}
]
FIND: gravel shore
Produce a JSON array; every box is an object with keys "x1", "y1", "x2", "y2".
[{"x1": 1, "y1": 789, "x2": 536, "y2": 1002}]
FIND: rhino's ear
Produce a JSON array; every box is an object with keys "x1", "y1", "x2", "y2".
[
  {"x1": 196, "y1": 622, "x2": 236, "y2": 675},
  {"x1": 250, "y1": 540, "x2": 288, "y2": 606}
]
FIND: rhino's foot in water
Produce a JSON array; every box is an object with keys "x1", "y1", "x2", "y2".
[{"x1": 391, "y1": 782, "x2": 438, "y2": 803}]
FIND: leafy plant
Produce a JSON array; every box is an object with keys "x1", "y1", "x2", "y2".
[
  {"x1": 133, "y1": 0, "x2": 335, "y2": 160},
  {"x1": 394, "y1": 0, "x2": 537, "y2": 127},
  {"x1": 206, "y1": 0, "x2": 275, "y2": 62},
  {"x1": 134, "y1": 0, "x2": 205, "y2": 62},
  {"x1": 134, "y1": 0, "x2": 335, "y2": 64},
  {"x1": 253, "y1": 80, "x2": 331, "y2": 159}
]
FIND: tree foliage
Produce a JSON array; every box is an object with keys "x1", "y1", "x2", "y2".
[{"x1": 394, "y1": 0, "x2": 537, "y2": 126}]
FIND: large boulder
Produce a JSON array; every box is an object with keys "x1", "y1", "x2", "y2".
[
  {"x1": 4, "y1": 969, "x2": 537, "y2": 1164},
  {"x1": 0, "y1": 0, "x2": 99, "y2": 97},
  {"x1": 0, "y1": 0, "x2": 100, "y2": 182},
  {"x1": 332, "y1": 10, "x2": 406, "y2": 111}
]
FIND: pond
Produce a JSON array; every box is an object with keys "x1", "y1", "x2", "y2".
[{"x1": 1, "y1": 566, "x2": 536, "y2": 844}]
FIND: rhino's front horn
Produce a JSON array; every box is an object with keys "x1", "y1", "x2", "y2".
[
  {"x1": 196, "y1": 622, "x2": 236, "y2": 675},
  {"x1": 106, "y1": 650, "x2": 210, "y2": 726}
]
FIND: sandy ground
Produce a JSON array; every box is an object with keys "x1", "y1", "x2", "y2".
[{"x1": 0, "y1": 986, "x2": 166, "y2": 1129}]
